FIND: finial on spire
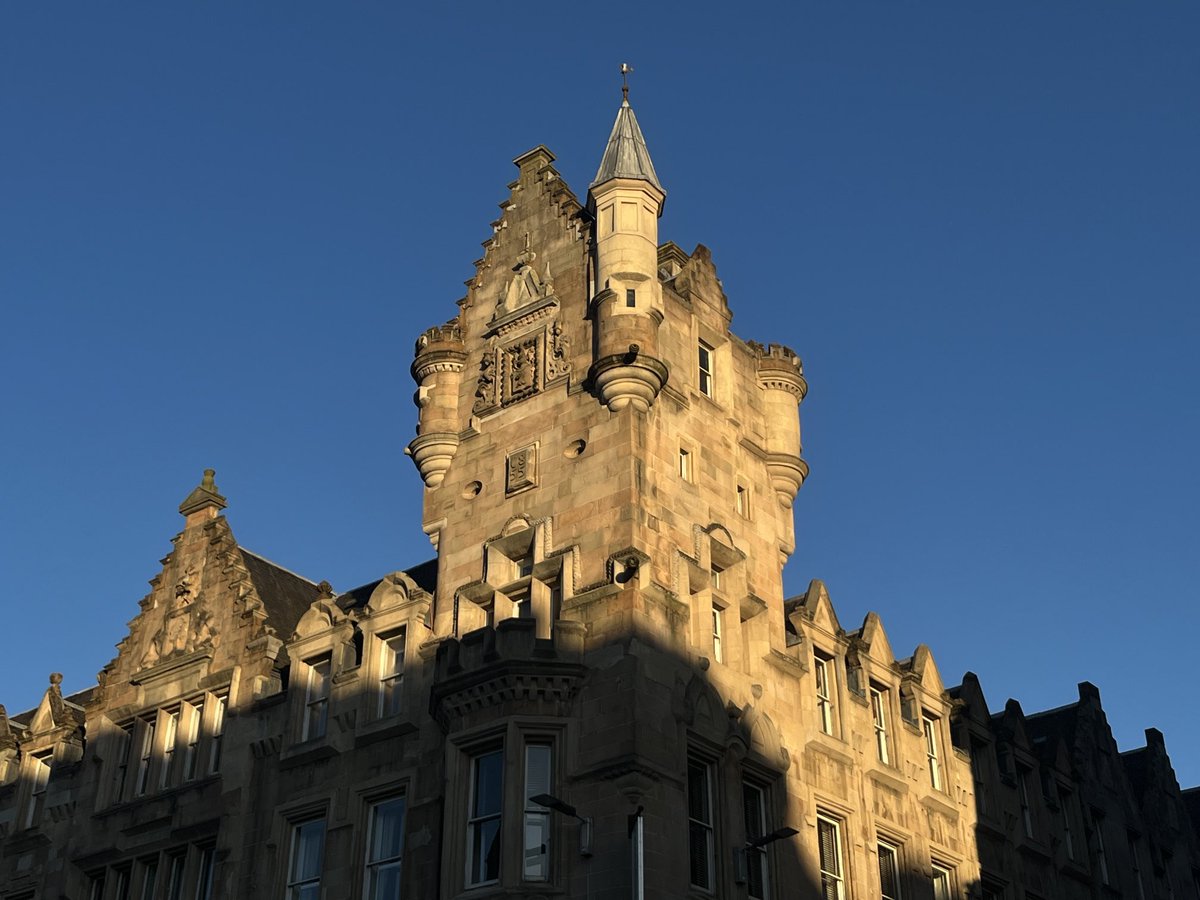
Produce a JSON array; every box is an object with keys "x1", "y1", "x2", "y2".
[{"x1": 621, "y1": 62, "x2": 633, "y2": 103}]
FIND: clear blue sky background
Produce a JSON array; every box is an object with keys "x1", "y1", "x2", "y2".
[{"x1": 3, "y1": 4, "x2": 1198, "y2": 782}]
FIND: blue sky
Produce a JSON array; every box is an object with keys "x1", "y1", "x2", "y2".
[{"x1": 3, "y1": 4, "x2": 1198, "y2": 782}]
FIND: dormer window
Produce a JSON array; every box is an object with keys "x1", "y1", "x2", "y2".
[
  {"x1": 24, "y1": 752, "x2": 51, "y2": 829},
  {"x1": 379, "y1": 631, "x2": 407, "y2": 718},
  {"x1": 303, "y1": 657, "x2": 331, "y2": 741}
]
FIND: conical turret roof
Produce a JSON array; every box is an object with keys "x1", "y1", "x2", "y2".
[{"x1": 591, "y1": 98, "x2": 664, "y2": 193}]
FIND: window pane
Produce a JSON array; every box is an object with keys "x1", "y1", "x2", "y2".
[
  {"x1": 879, "y1": 843, "x2": 900, "y2": 900},
  {"x1": 523, "y1": 744, "x2": 552, "y2": 881},
  {"x1": 473, "y1": 751, "x2": 503, "y2": 817},
  {"x1": 292, "y1": 820, "x2": 326, "y2": 881},
  {"x1": 471, "y1": 817, "x2": 501, "y2": 883},
  {"x1": 367, "y1": 862, "x2": 402, "y2": 900},
  {"x1": 370, "y1": 796, "x2": 406, "y2": 862}
]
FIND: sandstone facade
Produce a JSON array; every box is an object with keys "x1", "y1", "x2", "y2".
[{"x1": 1, "y1": 90, "x2": 1197, "y2": 900}]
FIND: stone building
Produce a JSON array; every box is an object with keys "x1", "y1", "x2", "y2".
[{"x1": 1, "y1": 87, "x2": 1197, "y2": 900}]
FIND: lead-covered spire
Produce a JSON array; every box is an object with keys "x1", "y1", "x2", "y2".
[{"x1": 591, "y1": 72, "x2": 663, "y2": 193}]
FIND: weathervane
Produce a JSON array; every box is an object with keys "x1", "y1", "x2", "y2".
[{"x1": 621, "y1": 62, "x2": 633, "y2": 102}]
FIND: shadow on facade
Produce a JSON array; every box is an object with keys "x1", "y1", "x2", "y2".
[{"x1": 4, "y1": 597, "x2": 1198, "y2": 898}]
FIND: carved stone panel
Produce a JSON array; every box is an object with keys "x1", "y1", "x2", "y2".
[
  {"x1": 503, "y1": 338, "x2": 540, "y2": 405},
  {"x1": 506, "y1": 445, "x2": 538, "y2": 495}
]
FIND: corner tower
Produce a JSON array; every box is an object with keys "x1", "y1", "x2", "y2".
[{"x1": 587, "y1": 86, "x2": 669, "y2": 412}]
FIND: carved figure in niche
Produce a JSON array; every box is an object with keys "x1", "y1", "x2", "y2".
[
  {"x1": 474, "y1": 350, "x2": 497, "y2": 413},
  {"x1": 546, "y1": 319, "x2": 571, "y2": 381}
]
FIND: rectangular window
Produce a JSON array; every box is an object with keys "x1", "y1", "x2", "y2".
[
  {"x1": 467, "y1": 748, "x2": 503, "y2": 886},
  {"x1": 135, "y1": 717, "x2": 155, "y2": 796},
  {"x1": 744, "y1": 783, "x2": 769, "y2": 900},
  {"x1": 195, "y1": 846, "x2": 215, "y2": 900},
  {"x1": 878, "y1": 840, "x2": 901, "y2": 900},
  {"x1": 523, "y1": 744, "x2": 552, "y2": 882},
  {"x1": 287, "y1": 818, "x2": 326, "y2": 900},
  {"x1": 159, "y1": 709, "x2": 179, "y2": 790},
  {"x1": 679, "y1": 447, "x2": 692, "y2": 481},
  {"x1": 814, "y1": 654, "x2": 834, "y2": 736},
  {"x1": 736, "y1": 484, "x2": 749, "y2": 517},
  {"x1": 303, "y1": 658, "x2": 331, "y2": 741},
  {"x1": 923, "y1": 714, "x2": 942, "y2": 790},
  {"x1": 687, "y1": 759, "x2": 715, "y2": 891},
  {"x1": 1092, "y1": 812, "x2": 1109, "y2": 884},
  {"x1": 114, "y1": 725, "x2": 133, "y2": 802},
  {"x1": 1128, "y1": 834, "x2": 1146, "y2": 900},
  {"x1": 870, "y1": 687, "x2": 889, "y2": 764},
  {"x1": 378, "y1": 631, "x2": 406, "y2": 718},
  {"x1": 970, "y1": 740, "x2": 989, "y2": 817},
  {"x1": 816, "y1": 814, "x2": 844, "y2": 900},
  {"x1": 138, "y1": 858, "x2": 159, "y2": 900},
  {"x1": 1060, "y1": 788, "x2": 1075, "y2": 860},
  {"x1": 625, "y1": 288, "x2": 636, "y2": 308},
  {"x1": 1017, "y1": 768, "x2": 1034, "y2": 837},
  {"x1": 165, "y1": 852, "x2": 186, "y2": 900},
  {"x1": 711, "y1": 607, "x2": 724, "y2": 664},
  {"x1": 87, "y1": 874, "x2": 106, "y2": 900},
  {"x1": 365, "y1": 796, "x2": 406, "y2": 900},
  {"x1": 182, "y1": 702, "x2": 202, "y2": 782},
  {"x1": 932, "y1": 863, "x2": 953, "y2": 900},
  {"x1": 25, "y1": 753, "x2": 51, "y2": 828},
  {"x1": 698, "y1": 340, "x2": 714, "y2": 398},
  {"x1": 208, "y1": 695, "x2": 226, "y2": 774},
  {"x1": 113, "y1": 866, "x2": 131, "y2": 900}
]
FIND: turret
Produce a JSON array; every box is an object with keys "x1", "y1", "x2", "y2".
[
  {"x1": 407, "y1": 322, "x2": 468, "y2": 486},
  {"x1": 587, "y1": 83, "x2": 668, "y2": 412},
  {"x1": 753, "y1": 342, "x2": 809, "y2": 508}
]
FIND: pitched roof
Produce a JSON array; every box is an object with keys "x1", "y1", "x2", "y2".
[
  {"x1": 239, "y1": 549, "x2": 322, "y2": 638},
  {"x1": 591, "y1": 100, "x2": 663, "y2": 193}
]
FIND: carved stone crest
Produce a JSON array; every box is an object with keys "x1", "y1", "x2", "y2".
[{"x1": 506, "y1": 445, "x2": 538, "y2": 494}]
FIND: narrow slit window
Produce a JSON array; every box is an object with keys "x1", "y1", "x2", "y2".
[
  {"x1": 711, "y1": 606, "x2": 724, "y2": 664},
  {"x1": 159, "y1": 710, "x2": 178, "y2": 790},
  {"x1": 736, "y1": 484, "x2": 749, "y2": 517},
  {"x1": 870, "y1": 687, "x2": 889, "y2": 764},
  {"x1": 626, "y1": 288, "x2": 636, "y2": 308},
  {"x1": 679, "y1": 448, "x2": 692, "y2": 481},
  {"x1": 687, "y1": 760, "x2": 715, "y2": 890},
  {"x1": 814, "y1": 654, "x2": 834, "y2": 735},
  {"x1": 923, "y1": 714, "x2": 942, "y2": 790},
  {"x1": 698, "y1": 341, "x2": 714, "y2": 397}
]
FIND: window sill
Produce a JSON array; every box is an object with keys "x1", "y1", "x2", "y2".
[
  {"x1": 355, "y1": 717, "x2": 419, "y2": 749},
  {"x1": 278, "y1": 740, "x2": 339, "y2": 770}
]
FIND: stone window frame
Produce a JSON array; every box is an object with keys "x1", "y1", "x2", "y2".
[
  {"x1": 300, "y1": 655, "x2": 332, "y2": 743},
  {"x1": 815, "y1": 810, "x2": 847, "y2": 900},
  {"x1": 445, "y1": 719, "x2": 568, "y2": 894},
  {"x1": 285, "y1": 816, "x2": 327, "y2": 900},
  {"x1": 686, "y1": 754, "x2": 718, "y2": 893},
  {"x1": 813, "y1": 651, "x2": 837, "y2": 738},
  {"x1": 20, "y1": 749, "x2": 52, "y2": 830},
  {"x1": 467, "y1": 517, "x2": 574, "y2": 640},
  {"x1": 869, "y1": 684, "x2": 892, "y2": 767},
  {"x1": 876, "y1": 835, "x2": 904, "y2": 900},
  {"x1": 362, "y1": 792, "x2": 407, "y2": 900},
  {"x1": 930, "y1": 860, "x2": 955, "y2": 900},
  {"x1": 693, "y1": 319, "x2": 729, "y2": 407},
  {"x1": 921, "y1": 712, "x2": 944, "y2": 792}
]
